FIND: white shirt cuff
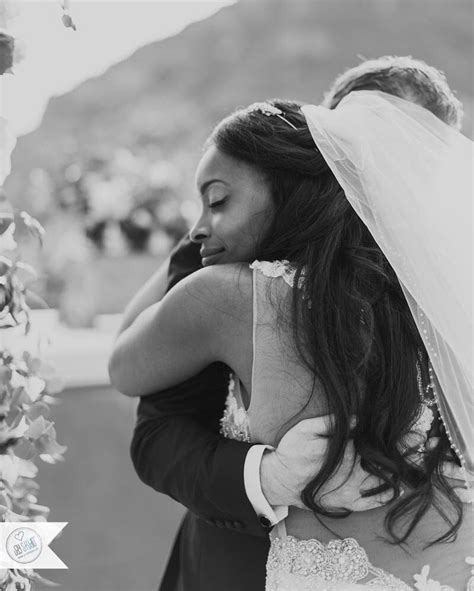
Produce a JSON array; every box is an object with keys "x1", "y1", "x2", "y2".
[{"x1": 243, "y1": 445, "x2": 289, "y2": 526}]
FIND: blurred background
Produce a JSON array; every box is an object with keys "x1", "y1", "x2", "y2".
[{"x1": 0, "y1": 0, "x2": 472, "y2": 589}]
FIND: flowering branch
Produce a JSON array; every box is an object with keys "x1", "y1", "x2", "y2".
[
  {"x1": 0, "y1": 3, "x2": 66, "y2": 589},
  {"x1": 0, "y1": 212, "x2": 66, "y2": 590}
]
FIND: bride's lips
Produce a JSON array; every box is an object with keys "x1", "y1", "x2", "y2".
[{"x1": 200, "y1": 247, "x2": 225, "y2": 267}]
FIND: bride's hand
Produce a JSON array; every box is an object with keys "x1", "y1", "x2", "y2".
[{"x1": 260, "y1": 415, "x2": 394, "y2": 511}]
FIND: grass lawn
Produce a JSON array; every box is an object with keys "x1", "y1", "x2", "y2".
[{"x1": 35, "y1": 386, "x2": 184, "y2": 591}]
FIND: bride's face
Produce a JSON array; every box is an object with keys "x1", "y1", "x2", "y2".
[{"x1": 190, "y1": 145, "x2": 274, "y2": 266}]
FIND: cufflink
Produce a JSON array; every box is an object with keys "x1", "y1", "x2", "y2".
[{"x1": 258, "y1": 515, "x2": 273, "y2": 529}]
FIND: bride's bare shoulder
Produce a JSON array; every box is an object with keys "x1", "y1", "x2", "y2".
[{"x1": 175, "y1": 263, "x2": 253, "y2": 321}]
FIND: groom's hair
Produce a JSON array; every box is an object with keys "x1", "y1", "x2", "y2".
[{"x1": 323, "y1": 55, "x2": 463, "y2": 130}]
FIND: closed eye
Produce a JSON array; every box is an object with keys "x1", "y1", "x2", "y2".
[{"x1": 208, "y1": 199, "x2": 226, "y2": 210}]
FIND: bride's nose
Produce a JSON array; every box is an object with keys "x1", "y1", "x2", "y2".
[{"x1": 189, "y1": 215, "x2": 210, "y2": 243}]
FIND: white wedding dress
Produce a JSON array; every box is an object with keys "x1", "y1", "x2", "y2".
[{"x1": 220, "y1": 260, "x2": 473, "y2": 591}]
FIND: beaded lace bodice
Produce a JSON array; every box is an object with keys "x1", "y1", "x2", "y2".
[
  {"x1": 266, "y1": 536, "x2": 413, "y2": 590},
  {"x1": 219, "y1": 260, "x2": 472, "y2": 591},
  {"x1": 220, "y1": 373, "x2": 251, "y2": 443}
]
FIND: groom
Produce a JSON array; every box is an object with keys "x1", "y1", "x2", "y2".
[{"x1": 124, "y1": 56, "x2": 464, "y2": 591}]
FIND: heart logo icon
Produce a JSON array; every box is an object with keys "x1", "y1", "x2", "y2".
[{"x1": 14, "y1": 531, "x2": 24, "y2": 541}]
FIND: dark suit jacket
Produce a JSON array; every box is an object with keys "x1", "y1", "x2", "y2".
[{"x1": 130, "y1": 236, "x2": 270, "y2": 591}]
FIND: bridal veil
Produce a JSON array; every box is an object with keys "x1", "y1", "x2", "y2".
[{"x1": 302, "y1": 91, "x2": 473, "y2": 484}]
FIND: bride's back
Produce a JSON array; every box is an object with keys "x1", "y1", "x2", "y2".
[{"x1": 245, "y1": 261, "x2": 472, "y2": 588}]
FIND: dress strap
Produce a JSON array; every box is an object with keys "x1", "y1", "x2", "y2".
[
  {"x1": 249, "y1": 260, "x2": 303, "y2": 289},
  {"x1": 269, "y1": 519, "x2": 287, "y2": 542}
]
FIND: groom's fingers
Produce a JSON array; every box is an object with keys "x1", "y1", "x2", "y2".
[
  {"x1": 452, "y1": 487, "x2": 474, "y2": 504},
  {"x1": 441, "y1": 461, "x2": 474, "y2": 482},
  {"x1": 440, "y1": 460, "x2": 473, "y2": 503}
]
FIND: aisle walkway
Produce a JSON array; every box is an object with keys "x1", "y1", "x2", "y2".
[{"x1": 37, "y1": 385, "x2": 184, "y2": 591}]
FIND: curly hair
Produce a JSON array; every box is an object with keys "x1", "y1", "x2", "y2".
[{"x1": 206, "y1": 92, "x2": 462, "y2": 544}]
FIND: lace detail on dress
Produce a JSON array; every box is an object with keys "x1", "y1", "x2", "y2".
[
  {"x1": 219, "y1": 374, "x2": 251, "y2": 442},
  {"x1": 266, "y1": 535, "x2": 468, "y2": 590},
  {"x1": 250, "y1": 260, "x2": 304, "y2": 289},
  {"x1": 411, "y1": 405, "x2": 435, "y2": 435},
  {"x1": 464, "y1": 557, "x2": 474, "y2": 591},
  {"x1": 413, "y1": 565, "x2": 456, "y2": 591},
  {"x1": 266, "y1": 535, "x2": 413, "y2": 590}
]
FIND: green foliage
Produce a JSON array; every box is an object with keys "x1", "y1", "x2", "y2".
[
  {"x1": 0, "y1": 213, "x2": 65, "y2": 591},
  {"x1": 0, "y1": 2, "x2": 73, "y2": 588}
]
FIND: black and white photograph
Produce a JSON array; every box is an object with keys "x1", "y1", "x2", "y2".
[{"x1": 0, "y1": 1, "x2": 472, "y2": 590}]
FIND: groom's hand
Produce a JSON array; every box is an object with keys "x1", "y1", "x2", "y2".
[
  {"x1": 427, "y1": 437, "x2": 473, "y2": 504},
  {"x1": 260, "y1": 415, "x2": 394, "y2": 511}
]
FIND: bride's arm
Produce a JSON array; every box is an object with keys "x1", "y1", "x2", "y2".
[
  {"x1": 109, "y1": 264, "x2": 247, "y2": 397},
  {"x1": 119, "y1": 235, "x2": 201, "y2": 334}
]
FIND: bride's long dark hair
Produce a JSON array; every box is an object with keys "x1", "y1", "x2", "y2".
[{"x1": 207, "y1": 99, "x2": 462, "y2": 544}]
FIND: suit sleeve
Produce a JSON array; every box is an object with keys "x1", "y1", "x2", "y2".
[{"x1": 129, "y1": 236, "x2": 268, "y2": 538}]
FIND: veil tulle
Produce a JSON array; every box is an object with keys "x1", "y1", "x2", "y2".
[{"x1": 301, "y1": 91, "x2": 473, "y2": 483}]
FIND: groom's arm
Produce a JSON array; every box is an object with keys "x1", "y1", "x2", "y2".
[
  {"x1": 131, "y1": 378, "x2": 270, "y2": 538},
  {"x1": 125, "y1": 236, "x2": 272, "y2": 537}
]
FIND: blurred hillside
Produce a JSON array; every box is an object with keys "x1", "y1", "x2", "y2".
[{"x1": 5, "y1": 0, "x2": 473, "y2": 211}]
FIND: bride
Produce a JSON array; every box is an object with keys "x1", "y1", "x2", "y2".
[{"x1": 109, "y1": 91, "x2": 473, "y2": 590}]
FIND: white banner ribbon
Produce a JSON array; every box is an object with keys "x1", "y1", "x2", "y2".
[{"x1": 0, "y1": 522, "x2": 67, "y2": 569}]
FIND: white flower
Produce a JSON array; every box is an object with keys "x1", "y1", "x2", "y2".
[
  {"x1": 0, "y1": 454, "x2": 19, "y2": 488},
  {"x1": 26, "y1": 375, "x2": 46, "y2": 401},
  {"x1": 6, "y1": 415, "x2": 29, "y2": 439},
  {"x1": 413, "y1": 565, "x2": 449, "y2": 590},
  {"x1": 9, "y1": 371, "x2": 45, "y2": 401}
]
